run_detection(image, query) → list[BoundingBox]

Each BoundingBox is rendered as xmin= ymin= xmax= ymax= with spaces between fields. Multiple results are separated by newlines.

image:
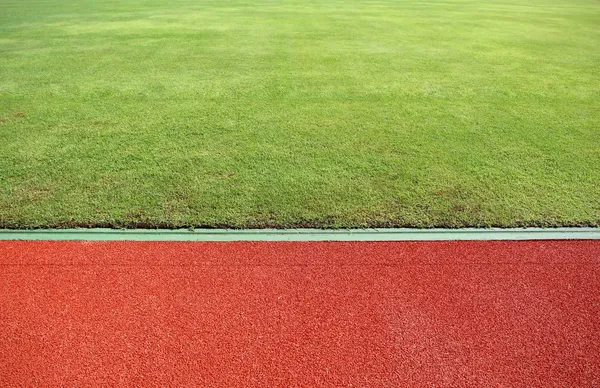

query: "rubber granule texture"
xmin=1 ymin=240 xmax=599 ymax=386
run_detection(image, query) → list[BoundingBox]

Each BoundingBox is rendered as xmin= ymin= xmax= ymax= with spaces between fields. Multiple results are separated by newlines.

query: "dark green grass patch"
xmin=1 ymin=0 xmax=599 ymax=228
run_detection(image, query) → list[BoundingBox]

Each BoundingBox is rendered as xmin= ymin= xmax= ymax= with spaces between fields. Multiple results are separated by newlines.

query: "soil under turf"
xmin=1 ymin=240 xmax=599 ymax=385
xmin=1 ymin=0 xmax=599 ymax=228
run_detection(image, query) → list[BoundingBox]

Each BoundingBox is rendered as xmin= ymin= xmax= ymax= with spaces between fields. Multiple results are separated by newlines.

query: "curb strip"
xmin=1 ymin=228 xmax=599 ymax=241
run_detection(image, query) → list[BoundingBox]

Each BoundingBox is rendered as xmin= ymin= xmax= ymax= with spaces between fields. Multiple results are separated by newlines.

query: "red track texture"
xmin=1 ymin=240 xmax=599 ymax=386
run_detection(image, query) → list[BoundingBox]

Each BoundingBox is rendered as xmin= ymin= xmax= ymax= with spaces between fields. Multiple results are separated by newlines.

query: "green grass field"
xmin=1 ymin=0 xmax=599 ymax=228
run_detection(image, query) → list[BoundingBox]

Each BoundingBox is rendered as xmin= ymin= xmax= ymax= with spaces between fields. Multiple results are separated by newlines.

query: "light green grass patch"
xmin=1 ymin=0 xmax=599 ymax=228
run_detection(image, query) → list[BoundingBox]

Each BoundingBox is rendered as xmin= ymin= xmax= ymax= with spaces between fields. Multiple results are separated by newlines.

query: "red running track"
xmin=1 ymin=240 xmax=599 ymax=386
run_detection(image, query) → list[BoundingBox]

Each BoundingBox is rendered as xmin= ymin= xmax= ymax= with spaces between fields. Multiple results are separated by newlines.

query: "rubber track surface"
xmin=1 ymin=240 xmax=599 ymax=386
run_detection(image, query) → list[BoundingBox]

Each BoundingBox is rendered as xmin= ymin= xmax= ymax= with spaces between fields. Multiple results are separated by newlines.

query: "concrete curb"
xmin=1 ymin=228 xmax=599 ymax=241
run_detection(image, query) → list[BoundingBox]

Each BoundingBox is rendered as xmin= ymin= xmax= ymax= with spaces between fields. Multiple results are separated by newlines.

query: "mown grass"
xmin=0 ymin=0 xmax=599 ymax=228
